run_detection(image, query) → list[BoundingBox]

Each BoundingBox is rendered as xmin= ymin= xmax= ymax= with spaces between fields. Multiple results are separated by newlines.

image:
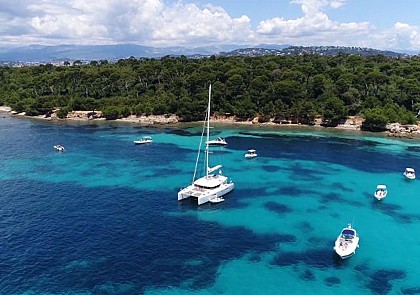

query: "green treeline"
xmin=1 ymin=54 xmax=420 ymax=131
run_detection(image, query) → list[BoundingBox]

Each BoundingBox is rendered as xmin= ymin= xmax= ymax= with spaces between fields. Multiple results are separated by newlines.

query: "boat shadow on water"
xmin=369 ymin=198 xmax=415 ymax=224
xmin=272 ymin=246 xmax=351 ymax=270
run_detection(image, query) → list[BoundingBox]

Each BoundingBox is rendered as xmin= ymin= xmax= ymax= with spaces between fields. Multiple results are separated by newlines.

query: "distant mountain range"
xmin=0 ymin=44 xmax=417 ymax=64
xmin=0 ymin=44 xmax=249 ymax=63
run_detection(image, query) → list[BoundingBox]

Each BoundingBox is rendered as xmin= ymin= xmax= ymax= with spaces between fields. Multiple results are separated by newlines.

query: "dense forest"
xmin=1 ymin=54 xmax=420 ymax=131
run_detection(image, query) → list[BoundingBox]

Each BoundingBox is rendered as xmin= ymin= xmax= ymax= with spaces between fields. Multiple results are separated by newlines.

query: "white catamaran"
xmin=177 ymin=85 xmax=234 ymax=205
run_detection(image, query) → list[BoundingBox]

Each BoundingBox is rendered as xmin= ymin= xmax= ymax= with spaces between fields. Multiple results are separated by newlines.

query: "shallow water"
xmin=1 ymin=114 xmax=419 ymax=295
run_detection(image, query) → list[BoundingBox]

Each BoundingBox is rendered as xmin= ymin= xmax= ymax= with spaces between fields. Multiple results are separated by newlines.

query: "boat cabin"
xmin=194 ymin=174 xmax=226 ymax=189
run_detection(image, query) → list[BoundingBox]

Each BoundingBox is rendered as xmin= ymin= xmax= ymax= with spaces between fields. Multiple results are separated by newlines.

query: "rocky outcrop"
xmin=337 ymin=116 xmax=364 ymax=130
xmin=116 ymin=114 xmax=179 ymax=125
xmin=66 ymin=111 xmax=104 ymax=121
xmin=386 ymin=123 xmax=418 ymax=138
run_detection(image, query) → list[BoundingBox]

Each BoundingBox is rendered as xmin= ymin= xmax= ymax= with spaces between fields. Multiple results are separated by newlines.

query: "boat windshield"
xmin=342 ymin=229 xmax=355 ymax=239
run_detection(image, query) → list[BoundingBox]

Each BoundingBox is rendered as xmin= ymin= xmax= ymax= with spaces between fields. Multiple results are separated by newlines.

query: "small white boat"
xmin=403 ymin=167 xmax=416 ymax=180
xmin=134 ymin=136 xmax=153 ymax=144
xmin=206 ymin=137 xmax=228 ymax=146
xmin=209 ymin=196 xmax=225 ymax=203
xmin=333 ymin=224 xmax=359 ymax=259
xmin=244 ymin=149 xmax=257 ymax=158
xmin=54 ymin=145 xmax=65 ymax=152
xmin=374 ymin=184 xmax=387 ymax=200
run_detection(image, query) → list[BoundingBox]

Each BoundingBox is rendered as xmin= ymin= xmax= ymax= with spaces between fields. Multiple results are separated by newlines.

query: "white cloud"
xmin=257 ymin=0 xmax=371 ymax=46
xmin=28 ymin=1 xmax=109 ymax=38
xmin=291 ymin=0 xmax=349 ymax=11
xmin=150 ymin=3 xmax=253 ymax=45
xmin=0 ymin=0 xmax=254 ymax=46
xmin=329 ymin=1 xmax=347 ymax=9
xmin=375 ymin=22 xmax=420 ymax=50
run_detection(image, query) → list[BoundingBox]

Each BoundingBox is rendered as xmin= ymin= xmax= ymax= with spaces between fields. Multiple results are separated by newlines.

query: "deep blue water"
xmin=1 ymin=114 xmax=420 ymax=295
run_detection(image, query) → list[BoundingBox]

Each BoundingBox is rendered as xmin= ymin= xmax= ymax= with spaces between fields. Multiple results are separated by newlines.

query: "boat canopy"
xmin=208 ymin=165 xmax=222 ymax=174
xmin=405 ymin=168 xmax=415 ymax=172
xmin=376 ymin=185 xmax=387 ymax=189
xmin=342 ymin=229 xmax=355 ymax=238
xmin=194 ymin=174 xmax=227 ymax=188
xmin=247 ymin=149 xmax=256 ymax=153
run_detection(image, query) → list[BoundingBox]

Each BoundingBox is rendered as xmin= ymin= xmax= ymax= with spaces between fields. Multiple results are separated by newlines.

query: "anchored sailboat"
xmin=177 ymin=84 xmax=234 ymax=205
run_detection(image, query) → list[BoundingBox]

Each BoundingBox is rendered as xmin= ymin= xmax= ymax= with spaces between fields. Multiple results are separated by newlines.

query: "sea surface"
xmin=1 ymin=114 xmax=420 ymax=295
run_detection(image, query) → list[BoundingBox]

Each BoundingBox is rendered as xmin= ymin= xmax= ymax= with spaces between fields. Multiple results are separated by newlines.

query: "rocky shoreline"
xmin=1 ymin=106 xmax=420 ymax=138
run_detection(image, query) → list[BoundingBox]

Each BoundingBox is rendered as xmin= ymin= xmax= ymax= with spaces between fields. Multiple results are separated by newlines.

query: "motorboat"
xmin=134 ymin=136 xmax=153 ymax=144
xmin=244 ymin=149 xmax=257 ymax=158
xmin=403 ymin=167 xmax=416 ymax=180
xmin=374 ymin=185 xmax=387 ymax=200
xmin=206 ymin=137 xmax=228 ymax=146
xmin=54 ymin=145 xmax=65 ymax=152
xmin=209 ymin=197 xmax=225 ymax=203
xmin=178 ymin=85 xmax=234 ymax=205
xmin=333 ymin=224 xmax=359 ymax=259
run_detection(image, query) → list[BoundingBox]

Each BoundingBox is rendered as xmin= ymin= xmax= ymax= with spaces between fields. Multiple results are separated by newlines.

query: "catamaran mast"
xmin=205 ymin=84 xmax=211 ymax=178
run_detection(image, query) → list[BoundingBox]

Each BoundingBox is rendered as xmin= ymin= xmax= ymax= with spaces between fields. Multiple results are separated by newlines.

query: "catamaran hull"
xmin=178 ymin=183 xmax=234 ymax=205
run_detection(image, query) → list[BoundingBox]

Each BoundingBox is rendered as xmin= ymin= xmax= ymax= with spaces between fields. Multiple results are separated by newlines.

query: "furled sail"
xmin=207 ymin=165 xmax=222 ymax=174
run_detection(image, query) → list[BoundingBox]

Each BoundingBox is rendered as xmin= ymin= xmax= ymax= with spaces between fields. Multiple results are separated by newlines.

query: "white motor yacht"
xmin=374 ymin=184 xmax=387 ymax=201
xmin=134 ymin=136 xmax=153 ymax=144
xmin=333 ymin=224 xmax=359 ymax=259
xmin=206 ymin=137 xmax=228 ymax=146
xmin=54 ymin=145 xmax=65 ymax=152
xmin=403 ymin=168 xmax=416 ymax=180
xmin=244 ymin=149 xmax=257 ymax=158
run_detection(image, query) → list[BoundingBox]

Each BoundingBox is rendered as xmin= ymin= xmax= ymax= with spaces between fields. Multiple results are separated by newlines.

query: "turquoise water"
xmin=1 ymin=114 xmax=420 ymax=294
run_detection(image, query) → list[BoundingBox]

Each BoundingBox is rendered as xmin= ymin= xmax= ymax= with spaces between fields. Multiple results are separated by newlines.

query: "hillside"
xmin=0 ymin=44 xmax=414 ymax=66
xmin=1 ymin=53 xmax=419 ymax=132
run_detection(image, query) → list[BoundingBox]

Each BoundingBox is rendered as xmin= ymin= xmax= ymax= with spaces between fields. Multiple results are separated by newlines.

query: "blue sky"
xmin=0 ymin=0 xmax=419 ymax=52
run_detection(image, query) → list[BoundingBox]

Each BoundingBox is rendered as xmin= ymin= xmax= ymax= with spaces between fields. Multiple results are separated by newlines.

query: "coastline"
xmin=1 ymin=106 xmax=420 ymax=139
